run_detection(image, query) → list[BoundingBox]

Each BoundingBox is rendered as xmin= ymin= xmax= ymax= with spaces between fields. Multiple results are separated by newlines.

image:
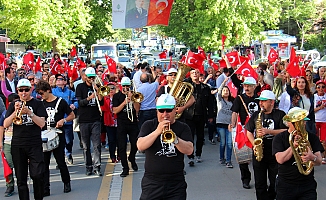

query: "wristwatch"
xmin=29 ymin=113 xmax=35 ymax=118
xmin=173 ymin=136 xmax=179 ymax=145
xmin=313 ymin=156 xmax=317 ymax=162
xmin=63 ymin=118 xmax=67 ymax=123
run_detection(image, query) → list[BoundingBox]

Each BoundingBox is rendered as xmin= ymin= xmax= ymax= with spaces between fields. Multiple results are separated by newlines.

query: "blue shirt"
xmin=137 ymin=82 xmax=159 ymax=110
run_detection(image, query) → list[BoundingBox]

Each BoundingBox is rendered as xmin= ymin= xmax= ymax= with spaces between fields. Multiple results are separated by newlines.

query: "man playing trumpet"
xmin=137 ymin=94 xmax=193 ymax=200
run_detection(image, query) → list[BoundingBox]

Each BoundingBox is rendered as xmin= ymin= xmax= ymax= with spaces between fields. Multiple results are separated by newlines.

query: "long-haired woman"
xmin=306 ymin=70 xmax=316 ymax=93
xmin=216 ymin=77 xmax=235 ymax=168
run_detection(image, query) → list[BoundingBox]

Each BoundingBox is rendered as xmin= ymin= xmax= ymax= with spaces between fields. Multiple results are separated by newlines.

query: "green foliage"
xmin=159 ymin=0 xmax=281 ymax=51
xmin=0 ymin=0 xmax=92 ymax=52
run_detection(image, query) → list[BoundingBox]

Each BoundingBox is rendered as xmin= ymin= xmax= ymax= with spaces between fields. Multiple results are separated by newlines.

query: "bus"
xmin=90 ymin=41 xmax=131 ymax=66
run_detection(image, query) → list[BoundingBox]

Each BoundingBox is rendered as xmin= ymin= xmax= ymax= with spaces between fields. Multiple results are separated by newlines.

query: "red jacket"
xmin=101 ymin=96 xmax=117 ymax=126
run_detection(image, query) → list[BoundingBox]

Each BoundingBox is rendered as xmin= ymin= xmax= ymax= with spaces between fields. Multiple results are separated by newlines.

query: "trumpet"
xmin=13 ymin=101 xmax=26 ymax=125
xmin=94 ymin=76 xmax=110 ymax=96
xmin=162 ymin=122 xmax=176 ymax=143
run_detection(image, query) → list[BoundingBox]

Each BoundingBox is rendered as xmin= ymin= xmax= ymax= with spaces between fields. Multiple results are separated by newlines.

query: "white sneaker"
xmin=196 ymin=156 xmax=202 ymax=163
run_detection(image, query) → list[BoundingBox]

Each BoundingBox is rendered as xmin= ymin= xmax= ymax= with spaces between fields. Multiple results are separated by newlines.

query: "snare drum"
xmin=231 ymin=128 xmax=253 ymax=164
xmin=41 ymin=128 xmax=61 ymax=152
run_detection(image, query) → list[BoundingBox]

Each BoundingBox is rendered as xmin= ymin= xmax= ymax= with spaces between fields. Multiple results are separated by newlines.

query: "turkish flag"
xmin=180 ymin=55 xmax=186 ymax=63
xmin=34 ymin=56 xmax=42 ymax=72
xmin=227 ymin=81 xmax=238 ymax=97
xmin=226 ymin=51 xmax=240 ymax=67
xmin=105 ymin=54 xmax=117 ymax=73
xmin=75 ymin=57 xmax=86 ymax=70
xmin=101 ymin=68 xmax=110 ymax=81
xmin=235 ymin=116 xmax=252 ymax=149
xmin=287 ymin=57 xmax=300 ymax=77
xmin=290 ymin=47 xmax=297 ymax=62
xmin=239 ymin=56 xmax=249 ymax=64
xmin=70 ymin=46 xmax=77 ymax=57
xmin=0 ymin=53 xmax=6 ymax=70
xmin=183 ymin=50 xmax=205 ymax=74
xmin=159 ymin=51 xmax=167 ymax=59
xmin=221 ymin=34 xmax=227 ymax=50
xmin=235 ymin=62 xmax=258 ymax=80
xmin=268 ymin=48 xmax=278 ymax=63
xmin=219 ymin=59 xmax=227 ymax=68
xmin=208 ymin=54 xmax=219 ymax=70
xmin=198 ymin=46 xmax=206 ymax=59
xmin=23 ymin=52 xmax=34 ymax=70
xmin=1 ymin=151 xmax=12 ymax=182
xmin=66 ymin=61 xmax=78 ymax=81
xmin=147 ymin=0 xmax=174 ymax=26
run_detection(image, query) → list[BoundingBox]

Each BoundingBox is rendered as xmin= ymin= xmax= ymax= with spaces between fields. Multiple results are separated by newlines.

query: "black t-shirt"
xmin=272 ymin=130 xmax=324 ymax=184
xmin=156 ymin=85 xmax=170 ymax=98
xmin=6 ymin=98 xmax=47 ymax=147
xmin=245 ymin=109 xmax=287 ymax=156
xmin=76 ymin=82 xmax=103 ymax=123
xmin=138 ymin=118 xmax=193 ymax=178
xmin=231 ymin=94 xmax=260 ymax=125
xmin=43 ymin=97 xmax=72 ymax=130
xmin=112 ymin=91 xmax=137 ymax=125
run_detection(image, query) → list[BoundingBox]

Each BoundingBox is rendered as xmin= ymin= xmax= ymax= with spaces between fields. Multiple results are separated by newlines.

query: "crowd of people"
xmin=0 ymin=50 xmax=325 ymax=200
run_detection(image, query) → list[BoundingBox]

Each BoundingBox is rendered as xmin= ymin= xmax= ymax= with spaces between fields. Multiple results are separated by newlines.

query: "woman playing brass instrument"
xmin=273 ymin=107 xmax=324 ymax=200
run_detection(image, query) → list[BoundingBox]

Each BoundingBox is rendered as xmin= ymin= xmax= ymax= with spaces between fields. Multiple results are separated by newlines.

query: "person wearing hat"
xmin=4 ymin=78 xmax=47 ymax=200
xmin=314 ymin=80 xmax=326 ymax=164
xmin=230 ymin=76 xmax=259 ymax=189
xmin=75 ymin=67 xmax=104 ymax=176
xmin=245 ymin=90 xmax=288 ymax=200
xmin=272 ymin=107 xmax=324 ymax=200
xmin=112 ymin=76 xmax=140 ymax=177
xmin=137 ymin=94 xmax=193 ymax=200
xmin=156 ymin=68 xmax=195 ymax=122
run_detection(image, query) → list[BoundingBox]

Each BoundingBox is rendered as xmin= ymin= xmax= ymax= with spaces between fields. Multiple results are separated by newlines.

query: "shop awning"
xmin=0 ymin=36 xmax=10 ymax=43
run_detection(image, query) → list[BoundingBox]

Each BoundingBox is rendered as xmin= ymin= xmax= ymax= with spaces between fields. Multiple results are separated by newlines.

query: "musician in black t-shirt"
xmin=137 ymin=94 xmax=193 ymax=200
xmin=273 ymin=107 xmax=324 ymax=200
xmin=4 ymin=79 xmax=47 ymax=200
xmin=112 ymin=77 xmax=140 ymax=177
xmin=36 ymin=80 xmax=75 ymax=196
xmin=245 ymin=90 xmax=287 ymax=200
xmin=76 ymin=67 xmax=104 ymax=176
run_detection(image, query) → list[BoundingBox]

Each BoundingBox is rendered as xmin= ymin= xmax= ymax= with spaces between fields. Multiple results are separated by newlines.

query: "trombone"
xmin=131 ymin=80 xmax=144 ymax=103
xmin=123 ymin=87 xmax=134 ymax=122
xmin=94 ymin=75 xmax=110 ymax=96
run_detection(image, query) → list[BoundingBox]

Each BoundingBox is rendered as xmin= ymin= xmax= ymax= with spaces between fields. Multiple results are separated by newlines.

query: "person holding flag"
xmin=230 ymin=76 xmax=260 ymax=189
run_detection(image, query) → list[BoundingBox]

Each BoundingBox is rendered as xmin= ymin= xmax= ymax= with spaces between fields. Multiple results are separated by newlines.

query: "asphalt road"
xmin=1 ymin=131 xmax=326 ymax=200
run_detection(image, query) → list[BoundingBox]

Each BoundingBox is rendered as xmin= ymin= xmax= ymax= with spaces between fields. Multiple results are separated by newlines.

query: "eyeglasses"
xmin=317 ymin=85 xmax=326 ymax=89
xmin=19 ymin=72 xmax=26 ymax=75
xmin=38 ymin=91 xmax=44 ymax=95
xmin=122 ymin=85 xmax=130 ymax=87
xmin=56 ymin=78 xmax=64 ymax=81
xmin=158 ymin=109 xmax=173 ymax=113
xmin=88 ymin=76 xmax=95 ymax=79
xmin=28 ymin=78 xmax=34 ymax=81
xmin=18 ymin=88 xmax=31 ymax=93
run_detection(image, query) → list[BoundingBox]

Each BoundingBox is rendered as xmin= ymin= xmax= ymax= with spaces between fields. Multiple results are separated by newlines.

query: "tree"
xmin=0 ymin=0 xmax=92 ymax=53
xmin=158 ymin=0 xmax=281 ymax=51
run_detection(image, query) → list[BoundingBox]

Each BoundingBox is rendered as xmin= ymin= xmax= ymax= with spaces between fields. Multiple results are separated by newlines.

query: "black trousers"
xmin=11 ymin=145 xmax=45 ymax=200
xmin=253 ymin=154 xmax=277 ymax=200
xmin=186 ymin=115 xmax=205 ymax=158
xmin=276 ymin=178 xmax=317 ymax=200
xmin=239 ymin=163 xmax=251 ymax=184
xmin=140 ymin=176 xmax=187 ymax=200
xmin=117 ymin=123 xmax=138 ymax=171
xmin=43 ymin=133 xmax=70 ymax=192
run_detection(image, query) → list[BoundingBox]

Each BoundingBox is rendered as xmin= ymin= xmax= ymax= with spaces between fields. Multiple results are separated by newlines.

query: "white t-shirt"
xmin=300 ymin=94 xmax=311 ymax=113
xmin=314 ymin=93 xmax=326 ymax=122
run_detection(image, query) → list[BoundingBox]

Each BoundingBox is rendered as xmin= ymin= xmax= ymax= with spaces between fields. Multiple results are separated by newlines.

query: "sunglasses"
xmin=56 ymin=78 xmax=64 ymax=81
xmin=88 ymin=76 xmax=95 ymax=79
xmin=306 ymin=74 xmax=312 ymax=77
xmin=158 ymin=109 xmax=173 ymax=113
xmin=28 ymin=78 xmax=34 ymax=81
xmin=18 ymin=88 xmax=31 ymax=93
xmin=38 ymin=91 xmax=44 ymax=95
xmin=168 ymin=74 xmax=177 ymax=77
xmin=122 ymin=85 xmax=130 ymax=87
xmin=19 ymin=72 xmax=26 ymax=75
xmin=109 ymin=86 xmax=116 ymax=90
xmin=317 ymin=85 xmax=326 ymax=89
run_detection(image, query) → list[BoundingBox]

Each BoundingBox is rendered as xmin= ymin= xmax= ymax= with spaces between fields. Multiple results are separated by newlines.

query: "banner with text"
xmin=112 ymin=0 xmax=174 ymax=29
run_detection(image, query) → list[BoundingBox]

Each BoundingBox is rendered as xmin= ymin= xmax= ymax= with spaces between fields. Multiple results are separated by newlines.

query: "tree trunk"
xmin=301 ymin=30 xmax=304 ymax=50
xmin=52 ymin=38 xmax=58 ymax=53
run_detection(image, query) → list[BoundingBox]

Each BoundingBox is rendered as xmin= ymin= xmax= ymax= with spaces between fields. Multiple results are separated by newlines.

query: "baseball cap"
xmin=85 ymin=67 xmax=96 ymax=77
xmin=17 ymin=78 xmax=32 ymax=88
xmin=256 ymin=90 xmax=275 ymax=101
xmin=166 ymin=68 xmax=178 ymax=75
xmin=121 ymin=77 xmax=131 ymax=86
xmin=156 ymin=94 xmax=176 ymax=109
xmin=316 ymin=80 xmax=326 ymax=86
xmin=242 ymin=77 xmax=257 ymax=85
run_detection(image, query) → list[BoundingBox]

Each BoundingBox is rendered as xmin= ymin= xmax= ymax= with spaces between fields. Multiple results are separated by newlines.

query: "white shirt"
xmin=215 ymin=73 xmax=227 ymax=89
xmin=314 ymin=93 xmax=326 ymax=122
xmin=133 ymin=70 xmax=142 ymax=90
xmin=6 ymin=77 xmax=16 ymax=93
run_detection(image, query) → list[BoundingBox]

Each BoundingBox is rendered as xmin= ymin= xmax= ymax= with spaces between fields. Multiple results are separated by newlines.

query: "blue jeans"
xmin=63 ymin=124 xmax=74 ymax=159
xmin=217 ymin=127 xmax=232 ymax=162
xmin=105 ymin=126 xmax=118 ymax=160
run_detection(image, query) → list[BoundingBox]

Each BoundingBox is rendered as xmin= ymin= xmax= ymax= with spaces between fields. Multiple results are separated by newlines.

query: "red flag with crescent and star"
xmin=235 ymin=62 xmax=258 ymax=80
xmin=225 ymin=51 xmax=240 ymax=67
xmin=0 ymin=53 xmax=7 ymax=70
xmin=219 ymin=59 xmax=227 ymax=68
xmin=207 ymin=54 xmax=219 ymax=71
xmin=1 ymin=151 xmax=12 ymax=182
xmin=227 ymin=81 xmax=238 ymax=98
xmin=147 ymin=0 xmax=174 ymax=26
xmin=182 ymin=50 xmax=205 ymax=74
xmin=159 ymin=51 xmax=167 ymax=59
xmin=74 ymin=58 xmax=86 ymax=70
xmin=105 ymin=54 xmax=117 ymax=73
xmin=235 ymin=116 xmax=252 ymax=149
xmin=267 ymin=48 xmax=278 ymax=63
xmin=23 ymin=52 xmax=34 ymax=71
xmin=197 ymin=46 xmax=207 ymax=59
xmin=34 ymin=56 xmax=42 ymax=72
xmin=70 ymin=46 xmax=77 ymax=57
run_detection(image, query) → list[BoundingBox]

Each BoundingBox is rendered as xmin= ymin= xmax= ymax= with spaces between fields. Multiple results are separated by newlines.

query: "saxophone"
xmin=283 ymin=108 xmax=314 ymax=175
xmin=254 ymin=110 xmax=264 ymax=162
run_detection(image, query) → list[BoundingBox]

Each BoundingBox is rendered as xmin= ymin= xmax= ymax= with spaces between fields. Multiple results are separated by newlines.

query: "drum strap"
xmin=238 ymin=95 xmax=250 ymax=118
xmin=46 ymin=98 xmax=62 ymax=128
